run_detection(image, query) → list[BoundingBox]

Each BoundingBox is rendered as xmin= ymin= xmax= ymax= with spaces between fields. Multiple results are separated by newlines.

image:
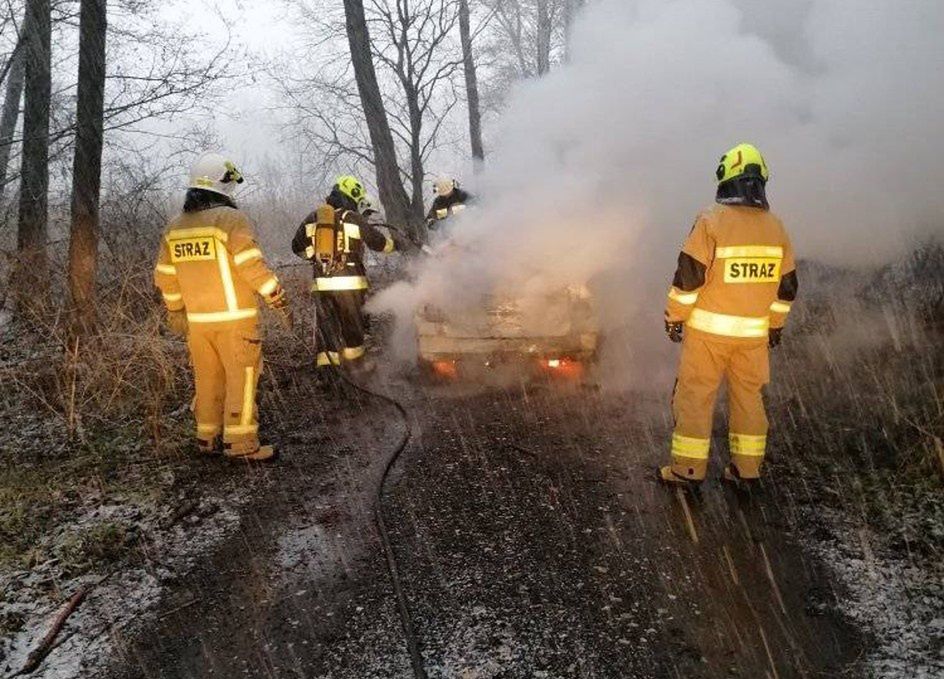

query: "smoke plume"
xmin=371 ymin=0 xmax=944 ymax=382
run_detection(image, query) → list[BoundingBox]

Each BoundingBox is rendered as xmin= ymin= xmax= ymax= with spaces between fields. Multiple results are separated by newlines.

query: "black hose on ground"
xmin=268 ymin=350 xmax=427 ymax=678
xmin=334 ymin=369 xmax=428 ymax=679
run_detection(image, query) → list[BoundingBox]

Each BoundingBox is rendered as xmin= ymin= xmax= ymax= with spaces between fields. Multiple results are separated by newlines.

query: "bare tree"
xmin=0 ymin=36 xmax=25 ymax=197
xmin=12 ymin=0 xmax=50 ymax=315
xmin=68 ymin=0 xmax=106 ymax=333
xmin=535 ymin=0 xmax=551 ymax=75
xmin=276 ymin=1 xmax=467 ymax=239
xmin=367 ymin=0 xmax=463 ymax=232
xmin=0 ymin=4 xmax=231 ymax=199
xmin=342 ymin=0 xmax=413 ymax=230
xmin=458 ymin=0 xmax=484 ymax=163
xmin=562 ymin=0 xmax=585 ymax=61
xmin=479 ymin=0 xmax=568 ymax=100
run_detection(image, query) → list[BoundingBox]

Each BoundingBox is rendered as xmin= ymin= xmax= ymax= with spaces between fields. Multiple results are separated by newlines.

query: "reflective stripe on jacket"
xmin=154 ymin=206 xmax=280 ymax=324
xmin=664 ymin=204 xmax=798 ymax=340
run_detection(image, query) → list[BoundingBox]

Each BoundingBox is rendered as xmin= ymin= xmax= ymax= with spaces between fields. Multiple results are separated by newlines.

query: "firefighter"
xmin=426 ymin=177 xmax=473 ymax=230
xmin=659 ymin=143 xmax=798 ymax=485
xmin=154 ymin=153 xmax=289 ymax=462
xmin=291 ymin=176 xmax=403 ymax=374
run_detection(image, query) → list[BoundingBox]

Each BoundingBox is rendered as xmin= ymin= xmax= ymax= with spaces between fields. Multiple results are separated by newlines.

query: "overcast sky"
xmin=161 ymin=0 xmax=293 ymax=162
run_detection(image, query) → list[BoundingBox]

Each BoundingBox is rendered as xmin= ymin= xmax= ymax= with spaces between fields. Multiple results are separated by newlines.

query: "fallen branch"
xmin=14 ymin=569 xmax=116 ymax=677
xmin=17 ymin=585 xmax=90 ymax=675
xmin=157 ymin=598 xmax=200 ymax=621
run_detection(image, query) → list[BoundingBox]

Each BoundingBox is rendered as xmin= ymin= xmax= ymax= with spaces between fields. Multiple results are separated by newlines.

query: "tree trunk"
xmin=536 ymin=0 xmax=552 ymax=76
xmin=405 ymin=81 xmax=427 ymax=242
xmin=13 ymin=0 xmax=51 ymax=318
xmin=342 ymin=0 xmax=412 ymax=231
xmin=68 ymin=0 xmax=107 ymax=333
xmin=0 ymin=39 xmax=26 ymax=198
xmin=459 ymin=0 xmax=485 ymax=164
xmin=563 ymin=0 xmax=583 ymax=62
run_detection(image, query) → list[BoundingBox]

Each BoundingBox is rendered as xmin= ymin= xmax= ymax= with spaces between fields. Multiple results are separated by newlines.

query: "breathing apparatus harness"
xmin=307 ymin=203 xmax=352 ymax=277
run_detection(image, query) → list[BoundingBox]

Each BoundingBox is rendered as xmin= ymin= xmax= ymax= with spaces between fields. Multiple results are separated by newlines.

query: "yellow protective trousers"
xmin=186 ymin=319 xmax=263 ymax=457
xmin=670 ymin=333 xmax=770 ymax=480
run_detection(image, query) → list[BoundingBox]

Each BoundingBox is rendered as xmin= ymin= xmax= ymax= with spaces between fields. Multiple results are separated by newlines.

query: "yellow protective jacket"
xmin=665 ymin=204 xmax=798 ymax=341
xmin=154 ymin=206 xmax=280 ymax=324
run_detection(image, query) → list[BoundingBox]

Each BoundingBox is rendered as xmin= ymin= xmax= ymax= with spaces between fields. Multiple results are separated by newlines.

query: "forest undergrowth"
xmin=0 ymin=247 xmax=311 ymax=585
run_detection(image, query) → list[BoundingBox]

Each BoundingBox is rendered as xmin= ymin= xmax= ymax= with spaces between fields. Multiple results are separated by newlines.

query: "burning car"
xmin=415 ymin=282 xmax=599 ymax=381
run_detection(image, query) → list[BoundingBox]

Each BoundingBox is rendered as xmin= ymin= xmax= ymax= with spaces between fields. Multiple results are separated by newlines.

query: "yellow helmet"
xmin=334 ymin=175 xmax=369 ymax=206
xmin=716 ymin=143 xmax=769 ymax=185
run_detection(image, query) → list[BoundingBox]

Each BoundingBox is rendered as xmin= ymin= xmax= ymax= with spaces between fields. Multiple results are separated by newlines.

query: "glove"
xmin=665 ymin=320 xmax=684 ymax=344
xmin=768 ymin=327 xmax=783 ymax=348
xmin=266 ymin=285 xmax=294 ymax=330
xmin=166 ymin=309 xmax=188 ymax=337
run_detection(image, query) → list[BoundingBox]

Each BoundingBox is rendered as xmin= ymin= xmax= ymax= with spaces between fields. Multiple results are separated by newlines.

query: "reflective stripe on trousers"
xmin=729 ymin=433 xmax=766 ymax=456
xmin=343 ymin=345 xmax=366 ymax=360
xmin=671 ymin=433 xmax=710 ymax=458
xmin=316 ymin=351 xmax=341 ymax=367
xmin=312 ymin=275 xmax=369 ymax=292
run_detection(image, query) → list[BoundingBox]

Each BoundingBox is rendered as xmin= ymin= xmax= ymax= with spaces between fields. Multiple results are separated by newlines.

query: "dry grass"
xmin=0 ymin=236 xmax=315 ymax=571
xmin=0 ymin=251 xmax=189 ymax=569
xmin=768 ymin=248 xmax=944 ymax=559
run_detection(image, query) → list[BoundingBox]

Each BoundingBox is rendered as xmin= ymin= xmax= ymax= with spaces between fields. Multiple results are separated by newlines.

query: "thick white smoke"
xmin=371 ymin=0 xmax=944 ymax=380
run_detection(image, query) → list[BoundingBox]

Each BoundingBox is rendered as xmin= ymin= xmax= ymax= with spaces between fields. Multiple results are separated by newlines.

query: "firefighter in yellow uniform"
xmin=659 ymin=143 xmax=798 ymax=485
xmin=154 ymin=153 xmax=290 ymax=462
xmin=291 ymin=176 xmax=402 ymax=374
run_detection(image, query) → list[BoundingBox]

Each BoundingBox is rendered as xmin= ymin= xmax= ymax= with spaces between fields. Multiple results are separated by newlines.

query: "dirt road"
xmin=106 ymin=369 xmax=862 ymax=678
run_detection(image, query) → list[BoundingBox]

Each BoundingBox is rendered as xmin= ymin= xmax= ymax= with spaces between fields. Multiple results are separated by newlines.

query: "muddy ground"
xmin=96 ymin=363 xmax=864 ymax=679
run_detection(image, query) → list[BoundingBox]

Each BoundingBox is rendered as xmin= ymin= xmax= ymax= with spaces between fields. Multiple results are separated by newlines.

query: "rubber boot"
xmin=658 ymin=465 xmax=701 ymax=487
xmin=196 ymin=437 xmax=221 ymax=456
xmin=226 ymin=445 xmax=278 ymax=464
xmin=722 ymin=463 xmax=759 ymax=485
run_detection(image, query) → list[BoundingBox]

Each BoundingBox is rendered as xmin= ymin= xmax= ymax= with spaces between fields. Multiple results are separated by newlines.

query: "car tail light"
xmin=542 ymin=358 xmax=584 ymax=379
xmin=431 ymin=360 xmax=459 ymax=379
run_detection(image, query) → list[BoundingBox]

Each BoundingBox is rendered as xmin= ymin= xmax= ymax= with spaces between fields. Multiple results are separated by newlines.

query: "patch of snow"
xmin=0 ymin=493 xmax=249 ymax=678
xmin=803 ymin=507 xmax=944 ymax=678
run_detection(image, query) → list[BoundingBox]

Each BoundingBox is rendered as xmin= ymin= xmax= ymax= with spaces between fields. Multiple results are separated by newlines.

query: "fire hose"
xmin=276 ymin=318 xmax=429 ymax=678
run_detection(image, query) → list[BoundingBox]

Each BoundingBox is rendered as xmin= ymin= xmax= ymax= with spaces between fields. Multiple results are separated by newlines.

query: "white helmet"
xmin=434 ymin=177 xmax=457 ymax=197
xmin=189 ymin=152 xmax=244 ymax=197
